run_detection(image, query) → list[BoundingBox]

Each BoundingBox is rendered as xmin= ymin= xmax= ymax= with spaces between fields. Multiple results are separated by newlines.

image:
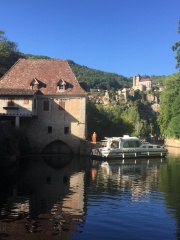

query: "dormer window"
xmin=30 ymin=78 xmax=39 ymax=90
xmin=57 ymin=79 xmax=66 ymax=92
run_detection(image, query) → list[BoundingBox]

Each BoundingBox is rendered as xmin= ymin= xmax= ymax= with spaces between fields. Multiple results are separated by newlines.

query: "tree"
xmin=158 ymin=73 xmax=180 ymax=137
xmin=0 ymin=30 xmax=23 ymax=77
xmin=166 ymin=115 xmax=180 ymax=138
xmin=86 ymin=101 xmax=134 ymax=140
xmin=172 ymin=20 xmax=180 ymax=70
xmin=122 ymin=106 xmax=141 ymax=136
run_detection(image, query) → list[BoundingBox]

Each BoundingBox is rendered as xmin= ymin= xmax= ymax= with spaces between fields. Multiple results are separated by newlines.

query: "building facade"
xmin=0 ymin=59 xmax=87 ymax=155
xmin=133 ymin=74 xmax=152 ymax=91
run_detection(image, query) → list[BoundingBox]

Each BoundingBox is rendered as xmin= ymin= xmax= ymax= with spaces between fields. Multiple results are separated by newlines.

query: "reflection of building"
xmin=133 ymin=74 xmax=152 ymax=91
xmin=0 ymin=59 xmax=87 ymax=154
xmin=62 ymin=172 xmax=85 ymax=215
xmin=0 ymin=156 xmax=85 ymax=239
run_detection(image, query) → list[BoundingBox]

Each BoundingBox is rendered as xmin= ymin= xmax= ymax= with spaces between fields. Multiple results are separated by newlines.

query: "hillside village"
xmin=88 ymin=74 xmax=161 ymax=116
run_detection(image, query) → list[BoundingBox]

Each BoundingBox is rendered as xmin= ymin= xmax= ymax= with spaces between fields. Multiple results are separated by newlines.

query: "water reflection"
xmin=42 ymin=154 xmax=73 ymax=169
xmin=0 ymin=155 xmax=89 ymax=239
xmin=167 ymin=146 xmax=180 ymax=157
xmin=0 ymin=155 xmax=180 ymax=239
xmin=90 ymin=158 xmax=167 ymax=203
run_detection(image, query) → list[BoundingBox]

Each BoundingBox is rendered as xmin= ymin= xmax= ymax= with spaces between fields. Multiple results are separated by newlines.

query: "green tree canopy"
xmin=172 ymin=20 xmax=180 ymax=70
xmin=166 ymin=115 xmax=180 ymax=138
xmin=0 ymin=30 xmax=23 ymax=77
xmin=158 ymin=72 xmax=180 ymax=137
xmin=86 ymin=101 xmax=134 ymax=140
xmin=68 ymin=60 xmax=132 ymax=91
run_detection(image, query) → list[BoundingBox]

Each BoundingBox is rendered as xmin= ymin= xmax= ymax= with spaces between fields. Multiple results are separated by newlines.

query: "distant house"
xmin=117 ymin=88 xmax=134 ymax=101
xmin=90 ymin=88 xmax=100 ymax=92
xmin=0 ymin=59 xmax=87 ymax=154
xmin=133 ymin=74 xmax=152 ymax=91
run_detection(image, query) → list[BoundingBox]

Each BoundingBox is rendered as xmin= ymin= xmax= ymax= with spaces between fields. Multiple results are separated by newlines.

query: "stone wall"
xmin=21 ymin=96 xmax=87 ymax=155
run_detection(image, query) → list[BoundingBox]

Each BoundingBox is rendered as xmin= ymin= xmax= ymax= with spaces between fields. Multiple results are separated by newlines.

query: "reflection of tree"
xmin=159 ymin=156 xmax=180 ymax=239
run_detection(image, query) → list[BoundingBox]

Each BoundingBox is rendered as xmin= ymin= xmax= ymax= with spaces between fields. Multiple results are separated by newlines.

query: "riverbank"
xmin=165 ymin=138 xmax=180 ymax=148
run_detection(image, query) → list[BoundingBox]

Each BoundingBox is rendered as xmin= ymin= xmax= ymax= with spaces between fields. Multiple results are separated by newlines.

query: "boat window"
xmin=111 ymin=141 xmax=119 ymax=148
xmin=123 ymin=140 xmax=141 ymax=148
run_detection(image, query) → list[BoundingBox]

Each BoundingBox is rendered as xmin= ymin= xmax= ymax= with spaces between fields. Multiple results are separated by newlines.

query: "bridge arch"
xmin=42 ymin=140 xmax=73 ymax=155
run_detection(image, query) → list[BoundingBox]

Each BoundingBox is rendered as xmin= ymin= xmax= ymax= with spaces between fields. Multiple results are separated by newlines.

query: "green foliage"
xmin=150 ymin=75 xmax=167 ymax=86
xmin=158 ymin=72 xmax=180 ymax=138
xmin=0 ymin=31 xmax=23 ymax=77
xmin=122 ymin=97 xmax=159 ymax=137
xmin=86 ymin=101 xmax=134 ymax=140
xmin=165 ymin=115 xmax=180 ymax=138
xmin=122 ymin=106 xmax=141 ymax=136
xmin=172 ymin=20 xmax=180 ymax=70
xmin=68 ymin=60 xmax=132 ymax=92
xmin=25 ymin=54 xmax=51 ymax=59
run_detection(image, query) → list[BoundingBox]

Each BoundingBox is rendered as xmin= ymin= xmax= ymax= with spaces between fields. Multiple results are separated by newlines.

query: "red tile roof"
xmin=0 ymin=88 xmax=38 ymax=96
xmin=0 ymin=59 xmax=86 ymax=95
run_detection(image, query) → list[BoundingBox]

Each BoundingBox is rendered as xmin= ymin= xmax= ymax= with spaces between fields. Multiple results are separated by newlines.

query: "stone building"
xmin=0 ymin=59 xmax=87 ymax=155
xmin=103 ymin=90 xmax=110 ymax=105
xmin=117 ymin=88 xmax=134 ymax=101
xmin=133 ymin=74 xmax=152 ymax=91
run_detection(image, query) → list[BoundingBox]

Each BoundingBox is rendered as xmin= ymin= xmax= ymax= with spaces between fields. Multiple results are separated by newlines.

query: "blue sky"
xmin=1 ymin=0 xmax=180 ymax=77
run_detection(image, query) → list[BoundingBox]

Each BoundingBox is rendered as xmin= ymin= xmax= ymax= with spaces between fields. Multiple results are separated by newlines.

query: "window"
xmin=59 ymin=101 xmax=65 ymax=110
xmin=30 ymin=78 xmax=39 ymax=90
xmin=64 ymin=127 xmax=69 ymax=134
xmin=24 ymin=98 xmax=29 ymax=104
xmin=48 ymin=126 xmax=52 ymax=133
xmin=123 ymin=140 xmax=141 ymax=148
xmin=111 ymin=141 xmax=119 ymax=148
xmin=8 ymin=98 xmax=14 ymax=106
xmin=43 ymin=100 xmax=49 ymax=111
xmin=57 ymin=79 xmax=66 ymax=92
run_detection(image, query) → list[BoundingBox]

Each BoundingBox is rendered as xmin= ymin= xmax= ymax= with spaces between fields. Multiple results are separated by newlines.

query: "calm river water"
xmin=0 ymin=147 xmax=180 ymax=240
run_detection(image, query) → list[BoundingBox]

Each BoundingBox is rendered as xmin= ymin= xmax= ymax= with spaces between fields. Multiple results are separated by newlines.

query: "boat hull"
xmin=91 ymin=148 xmax=168 ymax=159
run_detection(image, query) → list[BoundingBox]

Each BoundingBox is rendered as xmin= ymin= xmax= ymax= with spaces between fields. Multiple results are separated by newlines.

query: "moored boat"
xmin=90 ymin=135 xmax=168 ymax=159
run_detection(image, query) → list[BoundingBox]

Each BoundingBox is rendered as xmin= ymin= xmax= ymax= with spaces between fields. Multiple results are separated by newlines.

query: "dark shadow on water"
xmin=42 ymin=154 xmax=73 ymax=169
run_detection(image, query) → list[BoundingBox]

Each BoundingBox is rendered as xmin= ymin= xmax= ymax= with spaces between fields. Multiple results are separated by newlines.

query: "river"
xmin=0 ymin=147 xmax=180 ymax=240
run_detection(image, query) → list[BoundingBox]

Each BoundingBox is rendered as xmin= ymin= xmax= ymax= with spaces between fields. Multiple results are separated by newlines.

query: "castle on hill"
xmin=133 ymin=74 xmax=152 ymax=91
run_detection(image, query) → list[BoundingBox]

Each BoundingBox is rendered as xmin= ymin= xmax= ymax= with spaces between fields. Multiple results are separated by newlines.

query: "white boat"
xmin=91 ymin=135 xmax=168 ymax=159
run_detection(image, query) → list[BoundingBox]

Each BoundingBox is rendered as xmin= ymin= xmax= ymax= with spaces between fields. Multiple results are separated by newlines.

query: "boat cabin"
xmin=105 ymin=135 xmax=143 ymax=149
